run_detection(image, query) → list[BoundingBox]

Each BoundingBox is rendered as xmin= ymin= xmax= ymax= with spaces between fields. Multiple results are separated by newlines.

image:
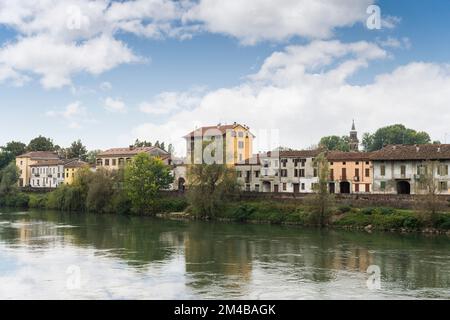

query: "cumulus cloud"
xmin=104 ymin=97 xmax=127 ymax=113
xmin=139 ymin=87 xmax=205 ymax=115
xmin=46 ymin=101 xmax=90 ymax=129
xmin=183 ymin=0 xmax=375 ymax=44
xmin=131 ymin=40 xmax=450 ymax=156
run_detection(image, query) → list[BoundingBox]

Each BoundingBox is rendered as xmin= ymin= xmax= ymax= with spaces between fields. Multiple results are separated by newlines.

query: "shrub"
xmin=28 ymin=194 xmax=47 ymax=209
xmin=435 ymin=215 xmax=450 ymax=230
xmin=337 ymin=205 xmax=352 ymax=213
xmin=377 ymin=207 xmax=395 ymax=215
xmin=403 ymin=216 xmax=421 ymax=229
xmin=361 ymin=207 xmax=375 ymax=215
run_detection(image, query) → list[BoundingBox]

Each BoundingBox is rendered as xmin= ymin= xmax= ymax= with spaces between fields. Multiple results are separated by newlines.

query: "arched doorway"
xmin=178 ymin=177 xmax=186 ymax=192
xmin=397 ymin=181 xmax=411 ymax=195
xmin=340 ymin=181 xmax=351 ymax=194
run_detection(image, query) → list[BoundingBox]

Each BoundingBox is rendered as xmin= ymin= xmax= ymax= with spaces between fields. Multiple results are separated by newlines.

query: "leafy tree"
xmin=124 ymin=153 xmax=173 ymax=214
xmin=319 ymin=135 xmax=350 ymax=152
xmin=2 ymin=141 xmax=26 ymax=156
xmin=134 ymin=139 xmax=152 ymax=147
xmin=86 ymin=150 xmax=102 ymax=165
xmin=85 ymin=169 xmax=115 ymax=213
xmin=0 ymin=152 xmax=14 ymax=171
xmin=167 ymin=143 xmax=175 ymax=155
xmin=66 ymin=140 xmax=87 ymax=160
xmin=307 ymin=153 xmax=334 ymax=227
xmin=160 ymin=142 xmax=165 ymax=151
xmin=362 ymin=124 xmax=431 ymax=151
xmin=187 ymin=164 xmax=241 ymax=218
xmin=27 ymin=135 xmax=55 ymax=151
xmin=0 ymin=162 xmax=19 ymax=195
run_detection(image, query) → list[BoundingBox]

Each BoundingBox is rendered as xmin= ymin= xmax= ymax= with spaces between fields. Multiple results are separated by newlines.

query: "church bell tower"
xmin=349 ymin=120 xmax=359 ymax=152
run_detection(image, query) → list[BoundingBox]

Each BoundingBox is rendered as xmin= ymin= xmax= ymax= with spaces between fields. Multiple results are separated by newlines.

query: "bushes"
xmin=0 ymin=192 xmax=29 ymax=208
xmin=337 ymin=205 xmax=352 ymax=214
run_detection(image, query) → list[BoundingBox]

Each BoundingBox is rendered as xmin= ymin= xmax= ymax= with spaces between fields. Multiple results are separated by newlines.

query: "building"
xmin=96 ymin=146 xmax=171 ymax=170
xmin=327 ymin=151 xmax=373 ymax=194
xmin=64 ymin=160 xmax=89 ymax=185
xmin=279 ymin=150 xmax=321 ymax=193
xmin=16 ymin=151 xmax=60 ymax=187
xmin=371 ymin=144 xmax=450 ymax=195
xmin=235 ymin=155 xmax=262 ymax=192
xmin=30 ymin=159 xmax=68 ymax=188
xmin=184 ymin=122 xmax=255 ymax=165
xmin=349 ymin=120 xmax=359 ymax=152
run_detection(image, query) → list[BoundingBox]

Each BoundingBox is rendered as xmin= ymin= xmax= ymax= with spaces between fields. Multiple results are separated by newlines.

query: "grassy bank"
xmin=2 ymin=191 xmax=450 ymax=233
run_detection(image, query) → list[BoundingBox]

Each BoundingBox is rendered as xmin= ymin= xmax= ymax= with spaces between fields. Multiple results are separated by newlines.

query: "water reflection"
xmin=0 ymin=210 xmax=449 ymax=299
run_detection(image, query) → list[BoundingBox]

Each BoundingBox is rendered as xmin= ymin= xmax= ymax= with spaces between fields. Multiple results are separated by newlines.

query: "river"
xmin=0 ymin=209 xmax=449 ymax=300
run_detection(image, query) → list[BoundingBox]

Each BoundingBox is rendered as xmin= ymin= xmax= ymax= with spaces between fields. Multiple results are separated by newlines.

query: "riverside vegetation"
xmin=1 ymin=153 xmax=450 ymax=233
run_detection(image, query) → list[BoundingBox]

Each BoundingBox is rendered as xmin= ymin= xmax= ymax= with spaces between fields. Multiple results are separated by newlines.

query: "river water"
xmin=0 ymin=209 xmax=449 ymax=300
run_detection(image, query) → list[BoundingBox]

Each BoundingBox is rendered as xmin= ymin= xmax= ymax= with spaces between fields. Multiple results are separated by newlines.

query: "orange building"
xmin=327 ymin=151 xmax=373 ymax=194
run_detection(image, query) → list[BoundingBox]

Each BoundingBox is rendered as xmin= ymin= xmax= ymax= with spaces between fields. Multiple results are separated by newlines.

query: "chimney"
xmin=129 ymin=145 xmax=134 ymax=150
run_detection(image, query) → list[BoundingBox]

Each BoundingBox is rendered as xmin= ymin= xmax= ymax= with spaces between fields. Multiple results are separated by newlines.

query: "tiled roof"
xmin=97 ymin=146 xmax=168 ymax=157
xmin=65 ymin=160 xmax=89 ymax=168
xmin=30 ymin=159 xmax=66 ymax=167
xmin=184 ymin=123 xmax=254 ymax=138
xmin=17 ymin=151 xmax=59 ymax=160
xmin=370 ymin=144 xmax=450 ymax=161
xmin=326 ymin=151 xmax=373 ymax=161
xmin=279 ymin=149 xmax=323 ymax=158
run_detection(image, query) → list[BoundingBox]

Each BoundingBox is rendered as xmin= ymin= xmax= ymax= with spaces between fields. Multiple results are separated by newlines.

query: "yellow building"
xmin=16 ymin=151 xmax=60 ymax=187
xmin=184 ymin=122 xmax=255 ymax=165
xmin=64 ymin=160 xmax=89 ymax=185
xmin=327 ymin=151 xmax=373 ymax=194
xmin=96 ymin=146 xmax=171 ymax=170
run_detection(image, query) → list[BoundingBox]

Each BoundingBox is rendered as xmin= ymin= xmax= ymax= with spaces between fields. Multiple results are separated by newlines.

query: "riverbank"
xmin=1 ymin=191 xmax=450 ymax=235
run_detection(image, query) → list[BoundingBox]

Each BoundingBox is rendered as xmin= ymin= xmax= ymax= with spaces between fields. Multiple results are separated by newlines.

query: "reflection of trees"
xmin=1 ymin=210 xmax=449 ymax=291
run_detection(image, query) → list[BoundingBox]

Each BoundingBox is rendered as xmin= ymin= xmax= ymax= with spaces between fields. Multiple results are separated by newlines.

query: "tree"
xmin=167 ymin=144 xmax=175 ymax=155
xmin=319 ymin=135 xmax=350 ymax=152
xmin=27 ymin=135 xmax=55 ymax=151
xmin=0 ymin=152 xmax=14 ymax=171
xmin=134 ymin=139 xmax=152 ymax=147
xmin=362 ymin=124 xmax=431 ymax=151
xmin=307 ymin=153 xmax=334 ymax=227
xmin=124 ymin=153 xmax=173 ymax=214
xmin=66 ymin=140 xmax=87 ymax=160
xmin=187 ymin=164 xmax=241 ymax=218
xmin=86 ymin=150 xmax=102 ymax=165
xmin=0 ymin=162 xmax=19 ymax=196
xmin=415 ymin=161 xmax=445 ymax=225
xmin=2 ymin=141 xmax=26 ymax=157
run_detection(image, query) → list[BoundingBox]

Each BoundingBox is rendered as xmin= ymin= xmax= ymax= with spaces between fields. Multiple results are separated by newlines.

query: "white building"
xmin=279 ymin=150 xmax=321 ymax=193
xmin=371 ymin=144 xmax=450 ymax=195
xmin=30 ymin=159 xmax=73 ymax=188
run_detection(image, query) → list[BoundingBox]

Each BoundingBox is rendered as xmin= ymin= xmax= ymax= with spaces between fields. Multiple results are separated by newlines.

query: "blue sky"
xmin=0 ymin=0 xmax=450 ymax=154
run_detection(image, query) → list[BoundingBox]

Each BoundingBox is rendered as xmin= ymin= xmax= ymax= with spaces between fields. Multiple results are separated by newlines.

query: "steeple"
xmin=349 ymin=120 xmax=359 ymax=151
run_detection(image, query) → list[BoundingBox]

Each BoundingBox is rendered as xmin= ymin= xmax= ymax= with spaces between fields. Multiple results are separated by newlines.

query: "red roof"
xmin=184 ymin=123 xmax=254 ymax=138
xmin=97 ymin=146 xmax=168 ymax=157
xmin=370 ymin=144 xmax=450 ymax=161
xmin=326 ymin=151 xmax=373 ymax=161
xmin=17 ymin=151 xmax=59 ymax=160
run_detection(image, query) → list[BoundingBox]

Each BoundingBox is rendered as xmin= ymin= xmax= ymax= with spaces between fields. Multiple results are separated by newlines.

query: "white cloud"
xmin=0 ymin=34 xmax=140 ymax=89
xmin=104 ymin=97 xmax=127 ymax=113
xmin=139 ymin=87 xmax=205 ymax=115
xmin=131 ymin=40 xmax=450 ymax=156
xmin=46 ymin=101 xmax=89 ymax=129
xmin=183 ymin=0 xmax=375 ymax=45
xmin=100 ymin=81 xmax=112 ymax=91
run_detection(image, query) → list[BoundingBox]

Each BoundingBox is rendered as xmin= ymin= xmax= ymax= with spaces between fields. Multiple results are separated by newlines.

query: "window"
xmin=246 ymin=184 xmax=251 ymax=192
xmin=301 ymin=160 xmax=306 ymax=167
xmin=355 ymin=168 xmax=360 ymax=178
xmin=365 ymin=184 xmax=370 ymax=193
xmin=281 ymin=169 xmax=288 ymax=177
xmin=255 ymin=184 xmax=260 ymax=192
xmin=343 ymin=162 xmax=346 ymax=165
xmin=400 ymin=165 xmax=406 ymax=175
xmin=238 ymin=132 xmax=244 ymax=138
xmin=439 ymin=181 xmax=448 ymax=191
xmin=356 ymin=162 xmax=359 ymax=165
xmin=20 ymin=161 xmax=23 ymax=166
xmin=438 ymin=165 xmax=449 ymax=176
xmin=355 ymin=184 xmax=360 ymax=192
xmin=366 ymin=161 xmax=370 ymax=165
xmin=294 ymin=169 xmax=298 ymax=177
xmin=238 ymin=141 xmax=244 ymax=149
xmin=283 ymin=183 xmax=287 ymax=191
xmin=380 ymin=165 xmax=386 ymax=176
xmin=66 ymin=173 xmax=69 ymax=178
xmin=330 ymin=162 xmax=334 ymax=165
xmin=255 ymin=171 xmax=260 ymax=178
xmin=301 ymin=183 xmax=305 ymax=190
xmin=112 ymin=159 xmax=117 ymax=166
xmin=281 ymin=159 xmax=287 ymax=167
xmin=313 ymin=168 xmax=318 ymax=177
xmin=380 ymin=181 xmax=386 ymax=191
xmin=105 ymin=159 xmax=110 ymax=166
xmin=299 ymin=169 xmax=305 ymax=177
xmin=365 ymin=168 xmax=370 ymax=178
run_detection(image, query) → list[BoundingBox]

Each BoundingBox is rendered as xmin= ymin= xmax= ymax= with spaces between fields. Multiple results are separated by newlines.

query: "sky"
xmin=0 ymin=0 xmax=450 ymax=156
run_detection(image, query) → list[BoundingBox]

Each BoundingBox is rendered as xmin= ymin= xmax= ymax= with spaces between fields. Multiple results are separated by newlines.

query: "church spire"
xmin=349 ymin=120 xmax=359 ymax=151
xmin=351 ymin=119 xmax=356 ymax=131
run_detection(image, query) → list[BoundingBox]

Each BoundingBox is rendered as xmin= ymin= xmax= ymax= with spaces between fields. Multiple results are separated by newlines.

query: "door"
xmin=293 ymin=183 xmax=300 ymax=193
xmin=274 ymin=185 xmax=279 ymax=193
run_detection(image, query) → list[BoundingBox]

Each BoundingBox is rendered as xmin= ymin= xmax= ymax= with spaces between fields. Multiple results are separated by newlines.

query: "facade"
xmin=96 ymin=146 xmax=171 ymax=170
xmin=16 ymin=151 xmax=60 ymax=187
xmin=30 ymin=159 xmax=67 ymax=188
xmin=184 ymin=122 xmax=255 ymax=165
xmin=235 ymin=155 xmax=262 ymax=192
xmin=371 ymin=145 xmax=450 ymax=195
xmin=279 ymin=150 xmax=321 ymax=193
xmin=64 ymin=160 xmax=89 ymax=185
xmin=327 ymin=151 xmax=373 ymax=194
